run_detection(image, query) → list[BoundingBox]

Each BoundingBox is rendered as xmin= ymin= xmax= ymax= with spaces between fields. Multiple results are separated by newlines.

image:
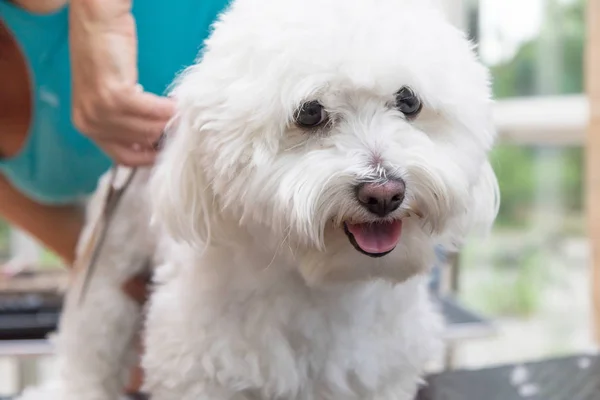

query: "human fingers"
xmin=97 ymin=116 xmax=169 ymax=147
xmin=119 ymin=90 xmax=176 ymax=121
xmin=102 ymin=142 xmax=157 ymax=167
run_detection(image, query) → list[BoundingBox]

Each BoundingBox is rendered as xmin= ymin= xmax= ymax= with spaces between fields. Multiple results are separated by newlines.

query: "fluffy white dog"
xmin=19 ymin=0 xmax=499 ymax=399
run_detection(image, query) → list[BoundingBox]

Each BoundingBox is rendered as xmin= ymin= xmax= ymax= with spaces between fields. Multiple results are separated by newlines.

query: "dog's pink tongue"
xmin=346 ymin=221 xmax=403 ymax=254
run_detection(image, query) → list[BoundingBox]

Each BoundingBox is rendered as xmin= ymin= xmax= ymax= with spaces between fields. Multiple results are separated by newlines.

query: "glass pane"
xmin=448 ymin=0 xmax=592 ymax=369
xmin=458 ymin=144 xmax=592 ymax=366
xmin=468 ymin=0 xmax=585 ymax=98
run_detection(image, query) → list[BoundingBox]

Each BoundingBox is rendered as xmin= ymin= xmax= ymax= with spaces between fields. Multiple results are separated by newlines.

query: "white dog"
xmin=19 ymin=0 xmax=499 ymax=399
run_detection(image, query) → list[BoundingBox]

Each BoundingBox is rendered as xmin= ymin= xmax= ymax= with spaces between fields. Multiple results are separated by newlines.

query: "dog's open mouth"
xmin=343 ymin=220 xmax=403 ymax=258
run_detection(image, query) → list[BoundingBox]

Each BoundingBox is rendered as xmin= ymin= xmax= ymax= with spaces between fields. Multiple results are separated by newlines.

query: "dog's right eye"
xmin=395 ymin=86 xmax=422 ymax=119
xmin=295 ymin=101 xmax=328 ymax=128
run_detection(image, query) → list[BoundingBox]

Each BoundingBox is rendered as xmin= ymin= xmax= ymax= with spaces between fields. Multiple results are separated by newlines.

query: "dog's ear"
xmin=149 ymin=112 xmax=218 ymax=248
xmin=467 ymin=159 xmax=500 ymax=235
xmin=438 ymin=158 xmax=499 ymax=252
xmin=445 ymin=81 xmax=499 ymax=248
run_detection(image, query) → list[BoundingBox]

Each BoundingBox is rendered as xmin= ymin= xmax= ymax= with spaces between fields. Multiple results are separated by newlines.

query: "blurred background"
xmin=0 ymin=0 xmax=596 ymax=394
xmin=444 ymin=0 xmax=593 ymax=368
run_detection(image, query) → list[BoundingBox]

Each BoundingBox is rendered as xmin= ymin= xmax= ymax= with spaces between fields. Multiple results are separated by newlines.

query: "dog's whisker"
xmin=264 ymin=225 xmax=292 ymax=271
xmin=282 ymin=141 xmax=308 ymax=153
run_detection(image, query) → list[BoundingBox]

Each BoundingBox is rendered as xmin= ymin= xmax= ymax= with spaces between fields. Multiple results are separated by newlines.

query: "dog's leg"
xmin=57 ymin=169 xmax=155 ymax=400
xmin=142 ymin=265 xmax=255 ymax=400
xmin=19 ymin=169 xmax=155 ymax=400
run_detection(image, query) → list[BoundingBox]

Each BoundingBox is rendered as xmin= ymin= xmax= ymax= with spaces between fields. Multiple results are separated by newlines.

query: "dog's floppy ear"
xmin=149 ymin=112 xmax=217 ymax=248
xmin=467 ymin=159 xmax=500 ymax=235
xmin=447 ymin=85 xmax=500 ymax=248
xmin=438 ymin=158 xmax=499 ymax=252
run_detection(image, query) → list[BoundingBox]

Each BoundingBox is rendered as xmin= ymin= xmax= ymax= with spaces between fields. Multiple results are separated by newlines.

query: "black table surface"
xmin=416 ymin=353 xmax=600 ymax=400
xmin=4 ymin=354 xmax=599 ymax=400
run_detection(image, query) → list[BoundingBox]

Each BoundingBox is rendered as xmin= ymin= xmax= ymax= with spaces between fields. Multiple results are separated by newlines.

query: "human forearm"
xmin=0 ymin=174 xmax=84 ymax=266
xmin=68 ymin=0 xmax=174 ymax=166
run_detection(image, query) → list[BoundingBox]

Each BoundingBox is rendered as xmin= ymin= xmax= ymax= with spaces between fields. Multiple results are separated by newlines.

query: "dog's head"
xmin=151 ymin=0 xmax=499 ymax=285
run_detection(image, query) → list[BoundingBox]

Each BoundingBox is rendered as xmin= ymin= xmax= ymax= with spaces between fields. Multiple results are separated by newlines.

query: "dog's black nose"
xmin=356 ymin=179 xmax=406 ymax=217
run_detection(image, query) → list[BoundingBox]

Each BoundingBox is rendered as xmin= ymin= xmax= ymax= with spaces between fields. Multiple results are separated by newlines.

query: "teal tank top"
xmin=0 ymin=0 xmax=230 ymax=205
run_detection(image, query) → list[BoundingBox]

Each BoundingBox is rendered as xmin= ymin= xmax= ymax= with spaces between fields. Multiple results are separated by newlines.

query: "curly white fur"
xmin=17 ymin=0 xmax=499 ymax=399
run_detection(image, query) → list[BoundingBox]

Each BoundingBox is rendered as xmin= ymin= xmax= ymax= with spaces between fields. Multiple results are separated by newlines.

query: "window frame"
xmin=443 ymin=0 xmax=588 ymax=147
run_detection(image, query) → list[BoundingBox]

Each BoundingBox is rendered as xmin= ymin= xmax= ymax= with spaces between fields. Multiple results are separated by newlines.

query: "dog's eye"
xmin=295 ymin=101 xmax=328 ymax=128
xmin=395 ymin=86 xmax=422 ymax=118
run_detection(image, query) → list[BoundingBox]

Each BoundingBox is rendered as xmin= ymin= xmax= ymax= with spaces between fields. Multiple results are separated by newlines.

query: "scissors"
xmin=77 ymin=167 xmax=138 ymax=305
xmin=77 ymin=131 xmax=168 ymax=305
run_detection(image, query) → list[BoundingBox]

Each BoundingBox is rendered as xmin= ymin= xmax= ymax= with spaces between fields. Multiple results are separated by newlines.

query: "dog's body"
xmin=144 ymin=224 xmax=441 ymax=400
xmin=19 ymin=0 xmax=499 ymax=399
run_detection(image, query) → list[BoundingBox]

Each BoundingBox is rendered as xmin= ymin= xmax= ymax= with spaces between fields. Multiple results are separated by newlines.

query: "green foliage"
xmin=461 ymin=239 xmax=552 ymax=318
xmin=478 ymin=252 xmax=547 ymax=317
xmin=40 ymin=249 xmax=63 ymax=269
xmin=483 ymin=0 xmax=585 ymax=228
xmin=459 ymin=0 xmax=587 ymax=320
xmin=490 ymin=145 xmax=584 ymax=228
xmin=0 ymin=219 xmax=9 ymax=260
xmin=490 ymin=146 xmax=535 ymax=227
xmin=560 ymin=147 xmax=585 ymax=212
xmin=490 ymin=0 xmax=584 ymax=98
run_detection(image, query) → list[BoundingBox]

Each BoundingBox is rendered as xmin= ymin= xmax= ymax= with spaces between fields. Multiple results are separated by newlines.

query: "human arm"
xmin=0 ymin=174 xmax=83 ymax=266
xmin=68 ymin=0 xmax=175 ymax=166
xmin=4 ymin=0 xmax=173 ymax=167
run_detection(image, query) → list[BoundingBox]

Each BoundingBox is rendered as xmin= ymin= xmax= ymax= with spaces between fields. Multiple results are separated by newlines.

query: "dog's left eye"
xmin=295 ymin=101 xmax=328 ymax=128
xmin=395 ymin=86 xmax=422 ymax=118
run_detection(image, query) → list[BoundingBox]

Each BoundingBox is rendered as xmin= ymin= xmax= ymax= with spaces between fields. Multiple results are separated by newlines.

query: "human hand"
xmin=69 ymin=0 xmax=175 ymax=166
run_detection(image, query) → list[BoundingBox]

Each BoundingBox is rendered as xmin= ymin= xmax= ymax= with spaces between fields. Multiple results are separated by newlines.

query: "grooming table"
xmin=8 ymin=273 xmax=590 ymax=400
xmin=0 ymin=271 xmax=66 ymax=394
xmin=4 ymin=355 xmax=599 ymax=399
xmin=0 ymin=270 xmax=68 ymax=294
xmin=436 ymin=295 xmax=496 ymax=342
xmin=433 ymin=295 xmax=497 ymax=370
xmin=416 ymin=353 xmax=600 ymax=400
